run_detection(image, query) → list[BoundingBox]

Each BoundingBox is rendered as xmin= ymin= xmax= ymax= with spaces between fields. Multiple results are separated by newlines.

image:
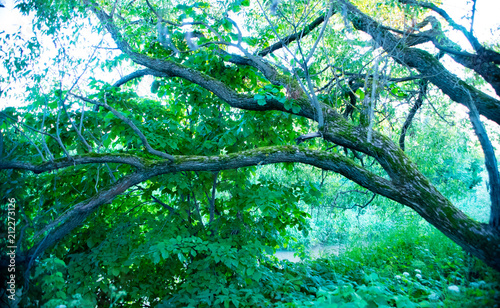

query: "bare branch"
xmin=295 ymin=131 xmax=322 ymax=144
xmin=0 ymin=154 xmax=146 ymax=173
xmin=72 ymin=94 xmax=175 ymax=162
xmin=258 ymin=14 xmax=327 ymax=57
xmin=399 ymin=80 xmax=427 ymax=151
xmin=470 ymin=0 xmax=477 ymax=34
xmin=1 ymin=114 xmax=46 ymax=160
xmin=29 ymin=171 xmax=148 ymax=262
xmin=339 ymin=0 xmax=500 ymax=124
xmin=465 ymin=94 xmax=500 ymax=230
xmin=113 ymin=68 xmax=170 ymax=87
xmin=398 ymin=0 xmax=483 ymax=52
xmin=327 ymin=190 xmax=376 ymax=210
xmin=256 ymin=0 xmax=327 ymax=128
xmin=304 ymin=1 xmax=334 ymax=65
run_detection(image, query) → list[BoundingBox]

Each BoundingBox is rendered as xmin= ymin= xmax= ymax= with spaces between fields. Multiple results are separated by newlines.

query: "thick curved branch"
xmin=150 ymin=146 xmax=396 ymax=199
xmin=0 ymin=154 xmax=147 ymax=173
xmin=85 ymin=0 xmax=310 ymax=117
xmin=26 ymin=146 xmax=395 ymax=253
xmin=76 ymin=0 xmax=500 ymax=271
xmin=21 ymin=145 xmax=393 ymax=266
xmin=90 ymin=0 xmax=318 ymax=124
xmin=465 ymin=97 xmax=500 ymax=230
xmin=84 ymin=0 xmax=496 ymax=204
xmin=21 ymin=144 xmax=500 ymax=271
xmin=392 ymin=4 xmax=500 ymax=95
xmin=28 ymin=171 xmax=149 ymax=262
xmin=82 ymin=0 xmax=454 ymax=187
xmin=340 ymin=0 xmax=500 ymax=125
xmin=101 ymin=3 xmax=496 ymax=161
xmin=398 ymin=0 xmax=483 ymax=52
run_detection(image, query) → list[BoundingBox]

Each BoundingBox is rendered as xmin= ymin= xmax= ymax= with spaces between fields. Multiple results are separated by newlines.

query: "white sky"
xmin=441 ymin=0 xmax=500 ymax=43
xmin=0 ymin=0 xmax=25 ymax=34
xmin=1 ymin=0 xmax=498 ymax=38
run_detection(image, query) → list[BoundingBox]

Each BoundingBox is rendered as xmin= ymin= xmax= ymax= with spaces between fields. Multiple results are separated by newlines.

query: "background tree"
xmin=1 ymin=0 xmax=499 ymax=306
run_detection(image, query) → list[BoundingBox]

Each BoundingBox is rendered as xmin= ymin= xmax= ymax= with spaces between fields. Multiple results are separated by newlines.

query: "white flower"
xmin=415 ymin=269 xmax=421 ymax=274
xmin=448 ymin=285 xmax=460 ymax=293
xmin=395 ymin=275 xmax=402 ymax=280
xmin=428 ymin=292 xmax=439 ymax=301
xmin=416 ymin=274 xmax=422 ymax=279
xmin=403 ymin=272 xmax=410 ymax=277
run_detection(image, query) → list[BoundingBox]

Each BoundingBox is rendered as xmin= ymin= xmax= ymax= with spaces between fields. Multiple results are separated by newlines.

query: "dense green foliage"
xmin=1 ymin=0 xmax=500 ymax=307
xmin=25 ymin=208 xmax=500 ymax=307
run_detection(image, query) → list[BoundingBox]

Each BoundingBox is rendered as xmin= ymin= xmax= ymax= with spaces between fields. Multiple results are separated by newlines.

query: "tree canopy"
xmin=1 ymin=0 xmax=500 ymax=306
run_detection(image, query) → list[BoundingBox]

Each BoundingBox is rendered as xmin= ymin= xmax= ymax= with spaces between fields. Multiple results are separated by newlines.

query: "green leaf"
xmin=254 ymin=94 xmax=265 ymax=100
xmin=151 ymin=80 xmax=160 ymax=93
xmin=153 ymin=252 xmax=161 ymax=264
xmin=246 ymin=267 xmax=254 ymax=276
xmin=356 ymin=88 xmax=365 ymax=100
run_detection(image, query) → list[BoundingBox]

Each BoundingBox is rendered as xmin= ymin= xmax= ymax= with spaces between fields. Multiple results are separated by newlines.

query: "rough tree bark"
xmin=1 ymin=0 xmax=500 ymax=274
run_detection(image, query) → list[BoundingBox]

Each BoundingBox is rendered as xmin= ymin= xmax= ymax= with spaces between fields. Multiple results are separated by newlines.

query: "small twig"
xmin=72 ymin=94 xmax=175 ymax=162
xmin=110 ymin=0 xmax=119 ymax=18
xmin=151 ymin=195 xmax=176 ymax=213
xmin=257 ymin=15 xmax=327 ymax=57
xmin=427 ymin=96 xmax=454 ymax=126
xmin=295 ymin=132 xmax=322 ymax=144
xmin=54 ymin=100 xmax=71 ymax=159
xmin=327 ymin=190 xmax=376 ymax=210
xmin=304 ymin=1 xmax=334 ymax=66
xmin=470 ymin=0 xmax=477 ymax=34
xmin=399 ymin=80 xmax=427 ymax=151
xmin=1 ymin=112 xmax=48 ymax=160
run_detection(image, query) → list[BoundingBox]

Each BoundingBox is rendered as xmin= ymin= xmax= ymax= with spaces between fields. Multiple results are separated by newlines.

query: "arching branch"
xmin=339 ymin=0 xmax=500 ymax=124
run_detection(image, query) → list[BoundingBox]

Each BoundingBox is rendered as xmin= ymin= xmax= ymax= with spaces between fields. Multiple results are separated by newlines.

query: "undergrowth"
xmin=269 ymin=221 xmax=500 ymax=307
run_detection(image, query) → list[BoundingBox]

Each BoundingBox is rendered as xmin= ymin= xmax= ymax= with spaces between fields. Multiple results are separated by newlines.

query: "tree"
xmin=1 ymin=0 xmax=500 ymax=305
